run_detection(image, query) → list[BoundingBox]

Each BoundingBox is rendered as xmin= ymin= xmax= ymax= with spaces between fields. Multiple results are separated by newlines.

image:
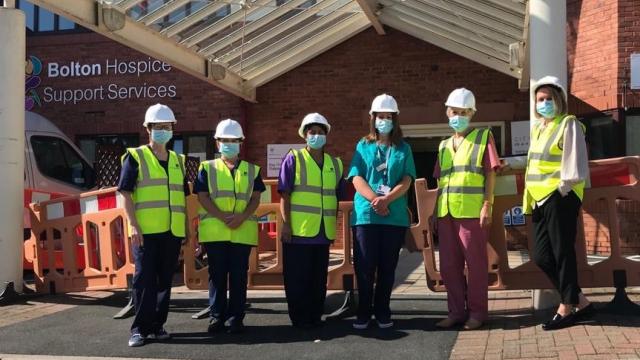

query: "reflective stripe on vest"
xmin=436 ymin=128 xmax=489 ymax=219
xmin=290 ymin=148 xmax=342 ymax=240
xmin=524 ymin=115 xmax=586 ymax=204
xmin=125 ymin=146 xmax=186 ymax=237
xmin=197 ymin=159 xmax=260 ymax=245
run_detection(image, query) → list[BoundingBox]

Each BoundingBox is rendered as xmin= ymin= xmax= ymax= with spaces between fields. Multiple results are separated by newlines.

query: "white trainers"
xmin=128 ymin=333 xmax=145 ymax=347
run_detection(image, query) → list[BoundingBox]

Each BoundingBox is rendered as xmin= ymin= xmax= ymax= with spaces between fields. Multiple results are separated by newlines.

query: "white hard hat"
xmin=298 ymin=113 xmax=331 ymax=139
xmin=143 ymin=103 xmax=176 ymax=127
xmin=370 ymin=94 xmax=399 ymax=115
xmin=215 ymin=119 xmax=244 ymax=139
xmin=533 ymin=75 xmax=568 ymax=101
xmin=445 ymin=88 xmax=476 ymax=111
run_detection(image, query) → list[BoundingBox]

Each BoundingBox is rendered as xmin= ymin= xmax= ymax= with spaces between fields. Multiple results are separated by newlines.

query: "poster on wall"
xmin=267 ymin=144 xmax=305 ymax=178
xmin=632 ymin=54 xmax=640 ymax=90
xmin=510 ymin=121 xmax=530 ymax=155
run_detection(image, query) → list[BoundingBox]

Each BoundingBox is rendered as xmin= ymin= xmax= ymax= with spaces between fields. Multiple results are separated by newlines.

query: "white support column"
xmin=529 ymin=0 xmax=567 ymax=124
xmin=529 ymin=0 xmax=566 ymax=310
xmin=0 ymin=7 xmax=25 ymax=293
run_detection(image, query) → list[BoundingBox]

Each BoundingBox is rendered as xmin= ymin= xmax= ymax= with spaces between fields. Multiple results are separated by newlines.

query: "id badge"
xmin=376 ymin=184 xmax=391 ymax=196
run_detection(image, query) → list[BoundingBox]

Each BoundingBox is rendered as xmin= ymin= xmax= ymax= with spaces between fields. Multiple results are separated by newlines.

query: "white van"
xmin=23 ymin=111 xmax=97 ymax=269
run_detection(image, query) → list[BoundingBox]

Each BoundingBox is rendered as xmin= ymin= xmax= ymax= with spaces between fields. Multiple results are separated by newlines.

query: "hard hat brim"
xmin=298 ymin=122 xmax=331 ymax=139
xmin=369 ymin=108 xmax=400 ymax=115
xmin=142 ymin=119 xmax=177 ymax=127
xmin=444 ymin=102 xmax=476 ymax=112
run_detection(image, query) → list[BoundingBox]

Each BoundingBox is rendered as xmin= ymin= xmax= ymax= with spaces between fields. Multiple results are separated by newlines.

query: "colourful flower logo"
xmin=25 ymin=55 xmax=42 ymax=110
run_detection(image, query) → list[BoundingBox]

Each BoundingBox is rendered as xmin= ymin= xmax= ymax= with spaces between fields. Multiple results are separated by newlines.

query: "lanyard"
xmin=377 ymin=145 xmax=391 ymax=185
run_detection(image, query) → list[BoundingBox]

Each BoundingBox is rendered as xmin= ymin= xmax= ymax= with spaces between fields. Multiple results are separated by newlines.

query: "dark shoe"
xmin=352 ymin=318 xmax=370 ymax=330
xmin=542 ymin=312 xmax=576 ymax=331
xmin=575 ymin=303 xmax=596 ymax=320
xmin=375 ymin=317 xmax=394 ymax=329
xmin=207 ymin=317 xmax=225 ymax=333
xmin=146 ymin=327 xmax=171 ymax=340
xmin=226 ymin=318 xmax=245 ymax=334
xmin=310 ymin=319 xmax=325 ymax=328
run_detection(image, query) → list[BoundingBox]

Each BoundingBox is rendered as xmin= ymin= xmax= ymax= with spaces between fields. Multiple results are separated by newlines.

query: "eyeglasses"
xmin=217 ymin=138 xmax=242 ymax=144
xmin=150 ymin=124 xmax=173 ymax=131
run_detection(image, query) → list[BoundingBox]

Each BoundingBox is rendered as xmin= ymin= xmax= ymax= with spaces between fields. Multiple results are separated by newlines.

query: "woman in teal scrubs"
xmin=348 ymin=94 xmax=416 ymax=329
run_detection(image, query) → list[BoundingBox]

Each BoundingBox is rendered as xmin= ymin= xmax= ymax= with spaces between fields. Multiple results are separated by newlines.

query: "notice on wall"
xmin=632 ymin=53 xmax=640 ymax=90
xmin=510 ymin=121 xmax=530 ymax=155
xmin=267 ymin=144 xmax=305 ymax=178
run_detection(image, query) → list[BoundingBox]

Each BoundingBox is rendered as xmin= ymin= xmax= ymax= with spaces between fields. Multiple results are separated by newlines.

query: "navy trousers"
xmin=204 ymin=242 xmax=252 ymax=321
xmin=130 ymin=232 xmax=182 ymax=335
xmin=353 ymin=225 xmax=405 ymax=322
xmin=283 ymin=243 xmax=330 ymax=326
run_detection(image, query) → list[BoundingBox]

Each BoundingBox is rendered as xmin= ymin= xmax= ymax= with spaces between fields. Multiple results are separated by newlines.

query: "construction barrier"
xmin=421 ymin=156 xmax=640 ymax=292
xmin=183 ymin=179 xmax=432 ymax=291
xmin=28 ymin=187 xmax=133 ymax=293
xmin=27 ymin=156 xmax=640 ymax=297
xmin=23 ymin=188 xmax=68 ymax=270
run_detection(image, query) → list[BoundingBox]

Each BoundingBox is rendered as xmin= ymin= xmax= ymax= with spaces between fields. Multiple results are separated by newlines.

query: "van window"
xmin=31 ymin=136 xmax=96 ymax=190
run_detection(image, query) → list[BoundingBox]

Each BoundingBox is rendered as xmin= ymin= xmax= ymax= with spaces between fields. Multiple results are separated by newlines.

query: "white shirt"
xmin=536 ymin=118 xmax=589 ymax=206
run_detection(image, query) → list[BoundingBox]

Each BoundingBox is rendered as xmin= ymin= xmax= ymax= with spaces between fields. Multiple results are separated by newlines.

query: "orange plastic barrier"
xmin=23 ymin=188 xmax=69 ymax=270
xmin=184 ymin=178 xmax=433 ymax=291
xmin=28 ymin=187 xmax=133 ymax=293
xmin=421 ymin=156 xmax=640 ymax=292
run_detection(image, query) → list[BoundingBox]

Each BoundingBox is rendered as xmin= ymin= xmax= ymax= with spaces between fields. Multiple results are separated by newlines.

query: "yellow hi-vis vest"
xmin=523 ymin=115 xmax=586 ymax=214
xmin=197 ymin=159 xmax=260 ymax=246
xmin=124 ymin=146 xmax=186 ymax=237
xmin=290 ymin=148 xmax=343 ymax=240
xmin=436 ymin=128 xmax=490 ymax=219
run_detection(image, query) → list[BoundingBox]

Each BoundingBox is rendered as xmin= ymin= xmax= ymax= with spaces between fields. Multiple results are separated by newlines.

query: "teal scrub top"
xmin=347 ymin=139 xmax=416 ymax=227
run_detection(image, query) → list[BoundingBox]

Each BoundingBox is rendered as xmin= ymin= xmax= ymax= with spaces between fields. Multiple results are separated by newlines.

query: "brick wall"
xmin=244 ymin=27 xmax=530 ymax=171
xmin=618 ymin=0 xmax=640 ymax=109
xmin=567 ymin=0 xmax=620 ymax=113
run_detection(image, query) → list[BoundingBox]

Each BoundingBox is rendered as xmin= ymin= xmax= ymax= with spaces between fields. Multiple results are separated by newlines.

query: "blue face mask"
xmin=536 ymin=100 xmax=556 ymax=118
xmin=219 ymin=142 xmax=240 ymax=158
xmin=448 ymin=115 xmax=470 ymax=132
xmin=151 ymin=129 xmax=172 ymax=145
xmin=375 ymin=118 xmax=394 ymax=134
xmin=306 ymin=134 xmax=326 ymax=150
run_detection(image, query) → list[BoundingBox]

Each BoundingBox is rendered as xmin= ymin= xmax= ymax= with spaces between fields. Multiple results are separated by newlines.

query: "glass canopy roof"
xmin=29 ymin=0 xmax=528 ymax=101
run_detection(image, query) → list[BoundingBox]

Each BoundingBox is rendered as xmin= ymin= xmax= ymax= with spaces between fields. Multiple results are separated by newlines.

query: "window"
xmin=31 ymin=136 xmax=96 ymax=190
xmin=16 ymin=0 xmax=84 ymax=33
xmin=584 ymin=116 xmax=625 ymax=160
xmin=78 ymin=134 xmax=140 ymax=164
xmin=626 ymin=115 xmax=640 ymax=156
xmin=169 ymin=133 xmax=214 ymax=161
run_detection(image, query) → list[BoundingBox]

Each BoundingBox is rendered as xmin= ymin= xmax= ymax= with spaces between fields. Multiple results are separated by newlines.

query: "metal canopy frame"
xmin=31 ymin=0 xmax=529 ymax=100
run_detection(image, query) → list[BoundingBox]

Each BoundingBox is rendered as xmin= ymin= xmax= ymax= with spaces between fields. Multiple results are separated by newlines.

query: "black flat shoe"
xmin=542 ymin=312 xmax=576 ymax=331
xmin=207 ymin=317 xmax=225 ymax=333
xmin=575 ymin=303 xmax=596 ymax=320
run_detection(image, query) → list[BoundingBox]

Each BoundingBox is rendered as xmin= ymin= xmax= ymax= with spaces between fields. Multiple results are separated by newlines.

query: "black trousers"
xmin=131 ymin=233 xmax=182 ymax=335
xmin=353 ymin=225 xmax=405 ymax=322
xmin=283 ymin=243 xmax=330 ymax=326
xmin=532 ymin=190 xmax=582 ymax=305
xmin=204 ymin=242 xmax=252 ymax=321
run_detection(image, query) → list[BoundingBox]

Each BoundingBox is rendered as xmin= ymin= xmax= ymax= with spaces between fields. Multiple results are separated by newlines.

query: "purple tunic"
xmin=277 ymin=152 xmax=346 ymax=245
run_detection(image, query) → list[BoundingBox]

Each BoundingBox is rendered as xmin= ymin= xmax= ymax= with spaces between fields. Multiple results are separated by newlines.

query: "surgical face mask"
xmin=219 ymin=142 xmax=240 ymax=158
xmin=375 ymin=118 xmax=394 ymax=134
xmin=151 ymin=129 xmax=172 ymax=145
xmin=306 ymin=134 xmax=326 ymax=150
xmin=448 ymin=115 xmax=470 ymax=133
xmin=536 ymin=100 xmax=556 ymax=119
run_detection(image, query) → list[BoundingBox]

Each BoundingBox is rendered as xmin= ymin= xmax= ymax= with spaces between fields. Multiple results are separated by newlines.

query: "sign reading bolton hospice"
xmin=29 ymin=56 xmax=178 ymax=107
